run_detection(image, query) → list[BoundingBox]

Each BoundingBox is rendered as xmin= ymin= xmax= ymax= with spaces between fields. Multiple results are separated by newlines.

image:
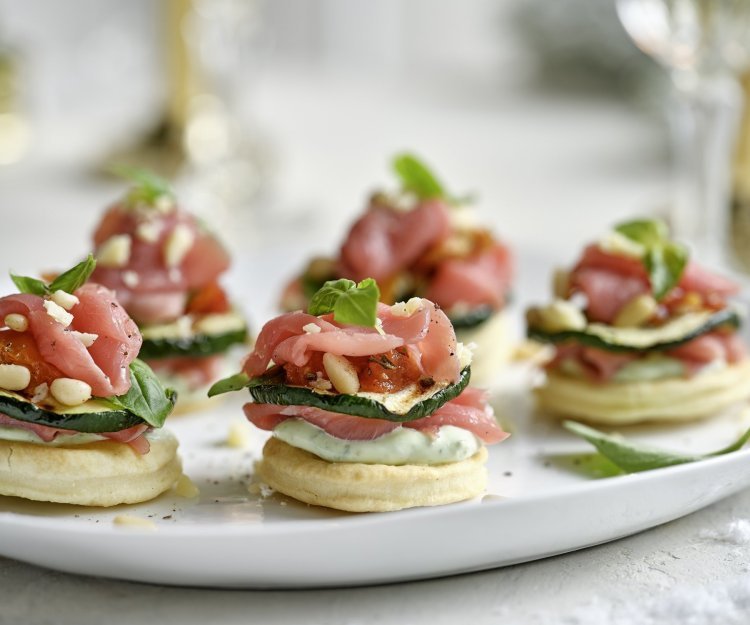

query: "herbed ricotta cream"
xmin=0 ymin=426 xmax=165 ymax=447
xmin=612 ymin=356 xmax=686 ymax=383
xmin=0 ymin=426 xmax=106 ymax=446
xmin=558 ymin=354 xmax=727 ymax=383
xmin=274 ymin=419 xmax=482 ymax=465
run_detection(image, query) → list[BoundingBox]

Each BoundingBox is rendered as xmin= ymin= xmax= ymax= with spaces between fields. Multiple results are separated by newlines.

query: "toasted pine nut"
xmin=613 ymin=294 xmax=658 ymax=328
xmin=50 ymin=378 xmax=92 ymax=406
xmin=322 ymin=353 xmax=360 ymax=395
xmin=0 ymin=364 xmax=31 ymax=391
xmin=527 ymin=299 xmax=587 ymax=333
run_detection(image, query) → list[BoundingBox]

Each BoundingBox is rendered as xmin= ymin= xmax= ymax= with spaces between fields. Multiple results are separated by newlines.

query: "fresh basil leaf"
xmin=644 ymin=246 xmax=669 ymax=301
xmin=307 ymin=278 xmax=380 ymax=327
xmin=208 ymin=372 xmax=251 ymax=397
xmin=308 ymin=279 xmax=355 ymax=316
xmin=48 ymin=254 xmax=96 ymax=295
xmin=615 ymin=219 xmax=668 ymax=247
xmin=208 ymin=368 xmax=286 ymax=397
xmin=301 ymin=274 xmax=327 ymax=300
xmin=392 ymin=153 xmax=446 ymax=200
xmin=563 ymin=420 xmax=750 ymax=473
xmin=10 ymin=274 xmax=48 ymax=296
xmin=661 ymin=242 xmax=689 ymax=295
xmin=643 ymin=242 xmax=689 ymax=300
xmin=613 ymin=219 xmax=688 ymax=301
xmin=709 ymin=426 xmax=750 ymax=455
xmin=10 ymin=256 xmax=97 ymax=298
xmin=332 ymin=278 xmax=380 ymax=327
xmin=103 ymin=359 xmax=176 ymax=428
xmin=112 ymin=165 xmax=174 ymax=206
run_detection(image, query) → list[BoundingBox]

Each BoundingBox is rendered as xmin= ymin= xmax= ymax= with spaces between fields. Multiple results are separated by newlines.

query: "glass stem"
xmin=668 ymin=70 xmax=743 ymax=267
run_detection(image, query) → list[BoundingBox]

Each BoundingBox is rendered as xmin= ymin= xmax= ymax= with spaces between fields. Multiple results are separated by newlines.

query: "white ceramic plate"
xmin=1 ymin=368 xmax=750 ymax=589
xmin=1 ymin=249 xmax=750 ymax=588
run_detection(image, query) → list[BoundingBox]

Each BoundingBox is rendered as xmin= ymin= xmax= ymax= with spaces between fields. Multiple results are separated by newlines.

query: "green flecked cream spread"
xmin=273 ymin=419 xmax=482 ymax=465
xmin=0 ymin=426 xmax=107 ymax=446
xmin=557 ymin=355 xmax=728 ymax=383
xmin=611 ymin=356 xmax=686 ymax=383
xmin=0 ymin=426 xmax=164 ymax=447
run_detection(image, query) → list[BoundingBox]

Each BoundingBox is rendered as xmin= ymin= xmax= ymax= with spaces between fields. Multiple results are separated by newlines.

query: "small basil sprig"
xmin=392 ymin=153 xmax=473 ymax=205
xmin=208 ymin=369 xmax=275 ymax=398
xmin=111 ymin=165 xmax=174 ymax=207
xmin=308 ymin=278 xmax=380 ymax=328
xmin=10 ymin=275 xmax=48 ymax=296
xmin=614 ymin=219 xmax=688 ymax=300
xmin=393 ymin=153 xmax=446 ymax=200
xmin=11 ymin=255 xmax=96 ymax=297
xmin=102 ymin=359 xmax=176 ymax=428
xmin=564 ymin=420 xmax=750 ymax=473
xmin=208 ymin=372 xmax=251 ymax=397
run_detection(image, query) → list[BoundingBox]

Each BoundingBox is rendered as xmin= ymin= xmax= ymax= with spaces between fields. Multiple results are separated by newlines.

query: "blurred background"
xmin=0 ymin=0 xmax=703 ymax=282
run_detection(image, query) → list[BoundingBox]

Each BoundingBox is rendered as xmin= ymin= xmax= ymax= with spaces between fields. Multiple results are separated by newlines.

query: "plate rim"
xmin=1 ymin=444 xmax=748 ymax=538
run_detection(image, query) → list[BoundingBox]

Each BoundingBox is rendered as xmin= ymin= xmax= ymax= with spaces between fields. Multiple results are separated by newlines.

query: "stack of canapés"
xmin=0 ymin=157 xmax=746 ymax=512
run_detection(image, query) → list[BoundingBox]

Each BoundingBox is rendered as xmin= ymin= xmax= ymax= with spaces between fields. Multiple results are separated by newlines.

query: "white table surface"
xmin=1 ymin=67 xmax=749 ymax=624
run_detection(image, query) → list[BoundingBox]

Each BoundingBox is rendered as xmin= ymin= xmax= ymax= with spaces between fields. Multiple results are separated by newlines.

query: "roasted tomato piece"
xmin=186 ymin=282 xmax=230 ymax=315
xmin=0 ymin=330 xmax=64 ymax=392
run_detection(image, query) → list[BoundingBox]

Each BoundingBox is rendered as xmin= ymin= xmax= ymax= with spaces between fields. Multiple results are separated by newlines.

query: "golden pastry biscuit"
xmin=257 ymin=437 xmax=488 ymax=512
xmin=0 ymin=430 xmax=181 ymax=506
xmin=536 ymin=359 xmax=750 ymax=425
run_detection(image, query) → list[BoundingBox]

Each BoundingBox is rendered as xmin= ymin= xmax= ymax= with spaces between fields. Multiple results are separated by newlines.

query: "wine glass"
xmin=616 ymin=0 xmax=750 ymax=266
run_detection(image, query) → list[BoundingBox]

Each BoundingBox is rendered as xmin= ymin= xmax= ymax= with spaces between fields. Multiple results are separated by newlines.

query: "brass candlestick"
xmin=103 ymin=0 xmax=204 ymax=178
xmin=0 ymin=43 xmax=30 ymax=165
xmin=730 ymin=73 xmax=750 ymax=273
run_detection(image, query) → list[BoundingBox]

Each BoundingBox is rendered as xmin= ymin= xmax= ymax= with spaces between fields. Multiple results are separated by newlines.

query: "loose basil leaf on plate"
xmin=563 ymin=420 xmax=750 ymax=473
xmin=308 ymin=278 xmax=380 ymax=328
xmin=10 ymin=274 xmax=49 ymax=296
xmin=103 ymin=359 xmax=176 ymax=428
xmin=49 ymin=254 xmax=97 ymax=294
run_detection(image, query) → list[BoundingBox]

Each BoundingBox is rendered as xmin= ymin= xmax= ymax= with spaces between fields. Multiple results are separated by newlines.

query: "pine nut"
xmin=322 ymin=353 xmax=360 ymax=395
xmin=0 ymin=364 xmax=31 ymax=391
xmin=613 ymin=294 xmax=658 ymax=328
xmin=527 ymin=299 xmax=587 ymax=333
xmin=50 ymin=378 xmax=92 ymax=406
xmin=4 ymin=314 xmax=28 ymax=332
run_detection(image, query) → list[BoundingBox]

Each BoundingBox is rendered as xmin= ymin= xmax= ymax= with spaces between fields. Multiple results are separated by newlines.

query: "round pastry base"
xmin=0 ymin=431 xmax=182 ymax=507
xmin=257 ymin=437 xmax=488 ymax=513
xmin=536 ymin=359 xmax=750 ymax=426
